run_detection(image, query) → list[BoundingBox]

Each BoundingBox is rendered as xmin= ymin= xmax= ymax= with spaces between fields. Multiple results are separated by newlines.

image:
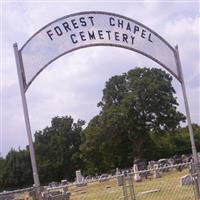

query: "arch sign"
xmin=17 ymin=11 xmax=182 ymax=90
xmin=13 ymin=11 xmax=200 ymax=194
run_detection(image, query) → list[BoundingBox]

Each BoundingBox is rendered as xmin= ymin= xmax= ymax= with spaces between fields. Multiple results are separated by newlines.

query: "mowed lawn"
xmin=14 ymin=169 xmax=195 ymax=200
xmin=133 ymin=170 xmax=195 ymax=200
xmin=69 ymin=169 xmax=195 ymax=200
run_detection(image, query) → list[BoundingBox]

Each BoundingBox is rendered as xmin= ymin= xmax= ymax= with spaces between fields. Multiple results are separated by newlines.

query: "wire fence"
xmin=0 ymin=162 xmax=198 ymax=200
xmin=67 ymin=162 xmax=196 ymax=200
xmin=130 ymin=163 xmax=196 ymax=200
xmin=0 ymin=187 xmax=35 ymax=200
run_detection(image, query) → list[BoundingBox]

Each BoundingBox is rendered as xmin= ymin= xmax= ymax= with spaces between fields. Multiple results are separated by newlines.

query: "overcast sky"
xmin=1 ymin=1 xmax=199 ymax=157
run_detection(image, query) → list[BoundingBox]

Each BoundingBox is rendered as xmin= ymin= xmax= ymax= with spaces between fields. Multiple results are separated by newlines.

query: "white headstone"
xmin=133 ymin=164 xmax=142 ymax=182
xmin=76 ymin=170 xmax=83 ymax=183
xmin=153 ymin=164 xmax=161 ymax=178
xmin=116 ymin=168 xmax=123 ymax=186
xmin=116 ymin=168 xmax=120 ymax=175
xmin=75 ymin=170 xmax=87 ymax=187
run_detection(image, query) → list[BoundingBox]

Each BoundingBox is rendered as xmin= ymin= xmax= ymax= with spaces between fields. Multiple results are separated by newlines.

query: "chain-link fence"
xmin=68 ymin=162 xmax=196 ymax=200
xmin=0 ymin=187 xmax=35 ymax=200
xmin=68 ymin=176 xmax=123 ymax=200
xmin=129 ymin=163 xmax=196 ymax=200
xmin=0 ymin=162 xmax=198 ymax=200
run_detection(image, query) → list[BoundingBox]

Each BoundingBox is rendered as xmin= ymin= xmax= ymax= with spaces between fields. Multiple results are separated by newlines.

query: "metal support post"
xmin=128 ymin=174 xmax=136 ymax=200
xmin=13 ymin=43 xmax=41 ymax=194
xmin=175 ymin=45 xmax=200 ymax=199
xmin=122 ymin=175 xmax=128 ymax=200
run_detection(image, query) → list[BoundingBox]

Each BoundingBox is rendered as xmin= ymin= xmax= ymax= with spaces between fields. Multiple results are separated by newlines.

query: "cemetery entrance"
xmin=13 ymin=11 xmax=200 ymax=199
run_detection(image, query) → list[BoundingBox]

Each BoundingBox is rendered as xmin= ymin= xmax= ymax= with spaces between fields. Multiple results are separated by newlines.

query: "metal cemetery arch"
xmin=13 ymin=11 xmax=199 ymax=197
xmin=18 ymin=11 xmax=182 ymax=90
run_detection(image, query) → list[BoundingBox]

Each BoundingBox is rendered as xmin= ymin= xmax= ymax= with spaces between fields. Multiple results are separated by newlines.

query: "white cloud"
xmin=2 ymin=1 xmax=199 ymax=156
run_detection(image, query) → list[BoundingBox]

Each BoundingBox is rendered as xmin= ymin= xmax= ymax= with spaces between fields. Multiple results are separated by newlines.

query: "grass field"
xmin=14 ymin=168 xmax=195 ymax=200
xmin=133 ymin=170 xmax=195 ymax=200
xmin=15 ymin=191 xmax=31 ymax=200
xmin=68 ymin=169 xmax=195 ymax=200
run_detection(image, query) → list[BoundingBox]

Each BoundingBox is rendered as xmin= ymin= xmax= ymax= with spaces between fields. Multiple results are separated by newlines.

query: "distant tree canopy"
xmin=0 ymin=149 xmax=32 ymax=190
xmin=1 ymin=67 xmax=199 ymax=190
xmin=0 ymin=116 xmax=85 ymax=190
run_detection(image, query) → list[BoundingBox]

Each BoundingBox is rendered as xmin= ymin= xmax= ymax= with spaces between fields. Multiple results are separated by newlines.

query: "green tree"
xmin=81 ymin=112 xmax=133 ymax=175
xmin=144 ymin=123 xmax=200 ymax=160
xmin=170 ymin=124 xmax=200 ymax=155
xmin=0 ymin=116 xmax=85 ymax=190
xmin=0 ymin=149 xmax=32 ymax=190
xmin=34 ymin=116 xmax=85 ymax=184
xmin=0 ymin=156 xmax=6 ymax=191
xmin=81 ymin=68 xmax=185 ymax=173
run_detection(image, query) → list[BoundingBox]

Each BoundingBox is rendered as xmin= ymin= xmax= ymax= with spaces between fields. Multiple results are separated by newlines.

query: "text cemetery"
xmin=46 ymin=16 xmax=153 ymax=45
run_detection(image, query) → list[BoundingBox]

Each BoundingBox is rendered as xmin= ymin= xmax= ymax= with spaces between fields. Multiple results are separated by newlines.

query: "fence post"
xmin=175 ymin=45 xmax=200 ymax=199
xmin=128 ymin=174 xmax=136 ymax=200
xmin=122 ymin=175 xmax=128 ymax=200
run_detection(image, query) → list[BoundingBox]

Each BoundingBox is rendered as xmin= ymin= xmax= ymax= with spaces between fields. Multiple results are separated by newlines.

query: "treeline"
xmin=0 ymin=119 xmax=199 ymax=191
xmin=1 ymin=68 xmax=199 ymax=190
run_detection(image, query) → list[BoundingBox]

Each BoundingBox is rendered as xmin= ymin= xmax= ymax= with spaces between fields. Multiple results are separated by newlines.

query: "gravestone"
xmin=116 ymin=168 xmax=123 ymax=186
xmin=180 ymin=174 xmax=192 ymax=186
xmin=148 ymin=161 xmax=156 ymax=170
xmin=133 ymin=164 xmax=141 ymax=182
xmin=153 ymin=164 xmax=161 ymax=178
xmin=75 ymin=170 xmax=87 ymax=187
xmin=76 ymin=170 xmax=83 ymax=183
xmin=98 ymin=174 xmax=110 ymax=183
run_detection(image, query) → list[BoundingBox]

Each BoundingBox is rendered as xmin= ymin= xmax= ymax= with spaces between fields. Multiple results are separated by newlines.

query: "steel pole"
xmin=175 ymin=45 xmax=200 ymax=198
xmin=13 ymin=43 xmax=40 ymax=189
